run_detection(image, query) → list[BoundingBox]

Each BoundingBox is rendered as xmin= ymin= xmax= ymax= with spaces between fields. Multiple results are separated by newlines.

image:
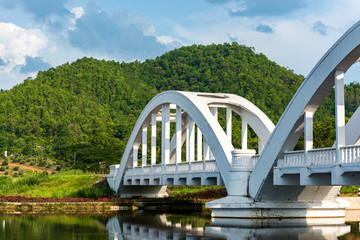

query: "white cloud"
xmin=0 ymin=22 xmax=47 ymax=82
xmin=71 ymin=6 xmax=84 ymax=19
xmin=156 ymin=35 xmax=183 ymax=47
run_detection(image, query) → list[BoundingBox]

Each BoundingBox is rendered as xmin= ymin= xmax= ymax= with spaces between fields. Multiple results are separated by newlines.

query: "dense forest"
xmin=0 ymin=42 xmax=359 ymax=172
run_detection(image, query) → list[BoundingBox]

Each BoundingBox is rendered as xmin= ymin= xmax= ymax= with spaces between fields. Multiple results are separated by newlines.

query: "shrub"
xmin=16 ymin=172 xmax=48 ymax=186
xmin=38 ymin=161 xmax=46 ymax=167
xmin=4 ymin=171 xmax=8 ymax=175
xmin=2 ymin=161 xmax=8 ymax=166
xmin=0 ymin=167 xmax=5 ymax=171
xmin=13 ymin=167 xmax=19 ymax=171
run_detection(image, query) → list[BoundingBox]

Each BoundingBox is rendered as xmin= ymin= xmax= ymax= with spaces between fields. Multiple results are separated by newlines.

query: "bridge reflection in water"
xmin=106 ymin=213 xmax=351 ymax=240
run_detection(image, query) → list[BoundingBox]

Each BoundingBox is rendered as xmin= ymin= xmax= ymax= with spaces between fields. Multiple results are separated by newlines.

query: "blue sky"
xmin=0 ymin=0 xmax=360 ymax=89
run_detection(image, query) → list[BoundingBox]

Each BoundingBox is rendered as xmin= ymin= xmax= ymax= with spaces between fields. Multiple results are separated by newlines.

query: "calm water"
xmin=0 ymin=212 xmax=359 ymax=240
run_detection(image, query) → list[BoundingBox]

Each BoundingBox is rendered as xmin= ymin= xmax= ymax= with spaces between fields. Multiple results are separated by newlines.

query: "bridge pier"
xmin=206 ymin=149 xmax=349 ymax=220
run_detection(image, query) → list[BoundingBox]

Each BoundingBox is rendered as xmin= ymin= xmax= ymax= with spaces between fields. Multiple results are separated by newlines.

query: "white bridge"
xmin=108 ymin=20 xmax=360 ymax=220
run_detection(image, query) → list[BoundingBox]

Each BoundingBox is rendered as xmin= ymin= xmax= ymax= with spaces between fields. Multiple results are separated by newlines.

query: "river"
xmin=0 ymin=211 xmax=359 ymax=239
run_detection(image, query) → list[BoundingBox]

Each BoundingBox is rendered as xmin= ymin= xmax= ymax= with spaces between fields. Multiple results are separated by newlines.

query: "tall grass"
xmin=0 ymin=172 xmax=112 ymax=198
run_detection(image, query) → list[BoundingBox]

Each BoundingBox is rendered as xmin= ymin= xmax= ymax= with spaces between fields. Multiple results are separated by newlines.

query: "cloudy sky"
xmin=0 ymin=0 xmax=360 ymax=89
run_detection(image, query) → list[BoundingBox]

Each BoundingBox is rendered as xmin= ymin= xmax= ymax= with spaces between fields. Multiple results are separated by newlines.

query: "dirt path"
xmin=0 ymin=161 xmax=53 ymax=174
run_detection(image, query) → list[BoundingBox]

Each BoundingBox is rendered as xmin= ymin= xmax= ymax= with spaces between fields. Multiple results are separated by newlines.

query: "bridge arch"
xmin=111 ymin=91 xmax=274 ymax=194
xmin=250 ymin=20 xmax=360 ymax=199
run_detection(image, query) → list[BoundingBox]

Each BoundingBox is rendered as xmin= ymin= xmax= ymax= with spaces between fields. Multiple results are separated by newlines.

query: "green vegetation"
xmin=168 ymin=186 xmax=226 ymax=199
xmin=0 ymin=172 xmax=112 ymax=198
xmin=0 ymin=42 xmax=358 ymax=174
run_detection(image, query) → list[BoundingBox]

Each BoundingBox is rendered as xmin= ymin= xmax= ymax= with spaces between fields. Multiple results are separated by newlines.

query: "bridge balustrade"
xmin=232 ymin=155 xmax=259 ymax=168
xmin=281 ymin=145 xmax=360 ymax=167
xmin=309 ymin=147 xmax=336 ymax=165
xmin=124 ymin=159 xmax=219 ymax=177
xmin=342 ymin=145 xmax=360 ymax=163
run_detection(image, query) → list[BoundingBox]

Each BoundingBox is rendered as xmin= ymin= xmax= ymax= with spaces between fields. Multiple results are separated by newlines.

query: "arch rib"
xmin=113 ymin=91 xmax=234 ymax=192
xmin=112 ymin=91 xmax=275 ymax=194
xmin=249 ymin=20 xmax=360 ymax=199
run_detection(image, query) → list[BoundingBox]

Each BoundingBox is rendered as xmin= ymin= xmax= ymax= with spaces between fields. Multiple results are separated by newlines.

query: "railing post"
xmin=142 ymin=126 xmax=147 ymax=167
xmin=304 ymin=111 xmax=313 ymax=165
xmin=151 ymin=113 xmax=156 ymax=166
xmin=335 ymin=70 xmax=345 ymax=164
xmin=175 ymin=105 xmax=182 ymax=172
xmin=242 ymin=120 xmax=248 ymax=150
xmin=161 ymin=104 xmax=170 ymax=173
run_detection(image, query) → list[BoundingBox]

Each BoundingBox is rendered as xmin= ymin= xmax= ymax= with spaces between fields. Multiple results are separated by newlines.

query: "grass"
xmin=0 ymin=171 xmax=113 ymax=198
xmin=167 ymin=185 xmax=227 ymax=199
xmin=54 ymin=169 xmax=86 ymax=176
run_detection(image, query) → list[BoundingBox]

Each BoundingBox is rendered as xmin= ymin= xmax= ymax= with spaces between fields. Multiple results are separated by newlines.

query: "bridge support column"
xmin=242 ymin=120 xmax=248 ymax=150
xmin=142 ymin=126 xmax=147 ymax=166
xmin=161 ymin=104 xmax=170 ymax=172
xmin=151 ymin=113 xmax=157 ymax=165
xmin=226 ymin=108 xmax=232 ymax=142
xmin=226 ymin=149 xmax=256 ymax=196
xmin=197 ymin=127 xmax=202 ymax=161
xmin=333 ymin=70 xmax=346 ymax=185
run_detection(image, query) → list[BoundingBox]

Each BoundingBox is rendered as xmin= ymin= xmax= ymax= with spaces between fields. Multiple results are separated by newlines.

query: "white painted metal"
xmin=133 ymin=146 xmax=138 ymax=167
xmin=151 ymin=113 xmax=156 ymax=165
xmin=241 ymin=120 xmax=248 ymax=150
xmin=226 ymin=108 xmax=232 ymax=142
xmin=304 ymin=111 xmax=313 ymax=165
xmin=335 ymin=70 xmax=345 ymax=164
xmin=197 ymin=127 xmax=202 ymax=161
xmin=250 ymin=19 xmax=360 ymax=199
xmin=175 ymin=105 xmax=182 ymax=164
xmin=161 ymin=104 xmax=170 ymax=166
xmin=188 ymin=117 xmax=195 ymax=162
xmin=203 ymin=139 xmax=210 ymax=160
xmin=142 ymin=126 xmax=147 ymax=166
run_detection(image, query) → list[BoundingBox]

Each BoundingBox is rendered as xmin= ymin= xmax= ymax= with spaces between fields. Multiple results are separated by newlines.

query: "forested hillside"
xmin=0 ymin=42 xmax=358 ymax=172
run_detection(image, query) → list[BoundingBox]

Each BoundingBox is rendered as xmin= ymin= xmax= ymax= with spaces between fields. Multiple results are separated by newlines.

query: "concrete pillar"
xmin=197 ymin=127 xmax=202 ymax=161
xmin=304 ymin=111 xmax=313 ymax=165
xmin=133 ymin=146 xmax=138 ymax=167
xmin=335 ymin=70 xmax=345 ymax=164
xmin=203 ymin=139 xmax=210 ymax=161
xmin=161 ymin=104 xmax=170 ymax=168
xmin=151 ymin=112 xmax=156 ymax=165
xmin=209 ymin=107 xmax=217 ymax=159
xmin=142 ymin=126 xmax=147 ymax=166
xmin=210 ymin=107 xmax=218 ymax=120
xmin=242 ymin=120 xmax=248 ymax=150
xmin=258 ymin=138 xmax=264 ymax=154
xmin=188 ymin=117 xmax=195 ymax=162
xmin=226 ymin=108 xmax=232 ymax=143
xmin=175 ymin=105 xmax=182 ymax=164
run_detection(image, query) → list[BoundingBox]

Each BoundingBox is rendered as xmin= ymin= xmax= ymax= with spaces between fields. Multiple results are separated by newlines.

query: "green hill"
xmin=0 ymin=42 xmax=358 ymax=172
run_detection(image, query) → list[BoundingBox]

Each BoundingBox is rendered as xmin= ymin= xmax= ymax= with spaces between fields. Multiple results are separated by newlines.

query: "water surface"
xmin=1 ymin=212 xmax=359 ymax=239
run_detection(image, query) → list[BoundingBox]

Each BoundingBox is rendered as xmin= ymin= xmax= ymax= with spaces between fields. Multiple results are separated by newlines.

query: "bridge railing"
xmin=309 ymin=147 xmax=336 ymax=165
xmin=281 ymin=145 xmax=360 ymax=167
xmin=124 ymin=159 xmax=219 ymax=176
xmin=232 ymin=155 xmax=259 ymax=168
xmin=281 ymin=150 xmax=305 ymax=167
xmin=342 ymin=145 xmax=360 ymax=163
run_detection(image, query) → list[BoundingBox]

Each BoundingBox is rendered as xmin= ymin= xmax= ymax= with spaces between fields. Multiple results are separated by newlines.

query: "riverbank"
xmin=0 ymin=196 xmax=211 ymax=215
